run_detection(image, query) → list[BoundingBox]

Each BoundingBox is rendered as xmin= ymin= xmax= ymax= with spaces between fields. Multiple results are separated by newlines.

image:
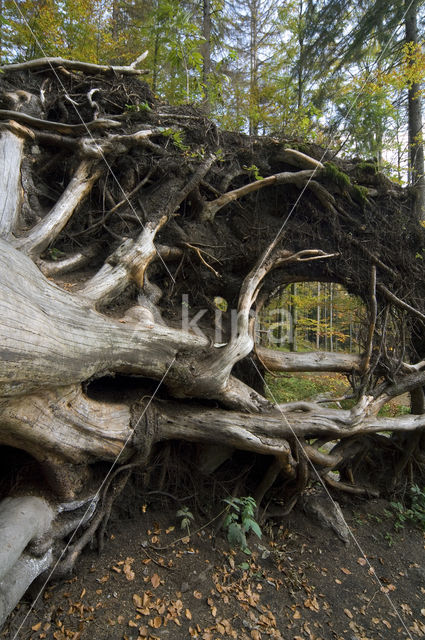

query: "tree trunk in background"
xmin=289 ymin=283 xmax=298 ymax=352
xmin=249 ymin=0 xmax=259 ymax=135
xmin=202 ymin=0 xmax=212 ymax=110
xmin=329 ymin=283 xmax=334 ymax=352
xmin=405 ymin=0 xmax=425 ymax=220
xmin=316 ymin=282 xmax=321 ymax=350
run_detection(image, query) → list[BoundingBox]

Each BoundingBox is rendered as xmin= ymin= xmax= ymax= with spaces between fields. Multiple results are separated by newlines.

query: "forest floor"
xmin=3 ymin=495 xmax=425 ymax=640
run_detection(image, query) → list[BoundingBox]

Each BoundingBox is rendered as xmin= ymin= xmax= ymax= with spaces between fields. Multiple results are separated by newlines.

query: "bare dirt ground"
xmin=3 ymin=495 xmax=425 ymax=640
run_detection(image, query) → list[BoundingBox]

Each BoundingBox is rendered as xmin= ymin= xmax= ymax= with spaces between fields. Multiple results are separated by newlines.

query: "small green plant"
xmin=384 ymin=532 xmax=394 ymax=547
xmin=390 ymin=484 xmax=425 ymax=531
xmin=47 ymin=247 xmax=66 ymax=261
xmin=243 ymin=164 xmax=263 ymax=180
xmin=222 ymin=496 xmax=262 ymax=555
xmin=161 ymin=128 xmax=189 ymax=152
xmin=176 ymin=506 xmax=194 ymax=534
xmin=125 ymin=101 xmax=151 ymax=113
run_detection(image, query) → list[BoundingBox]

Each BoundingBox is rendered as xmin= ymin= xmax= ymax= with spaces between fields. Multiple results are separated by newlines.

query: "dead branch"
xmin=377 ymin=283 xmax=425 ymax=323
xmin=200 ymin=169 xmax=315 ymax=222
xmin=0 ymin=110 xmax=120 ymax=135
xmin=0 ymin=56 xmax=149 ymax=76
xmin=363 ymin=266 xmax=377 ymax=374
xmin=256 ymin=347 xmax=363 ymax=373
xmin=13 ymin=160 xmax=103 ymax=257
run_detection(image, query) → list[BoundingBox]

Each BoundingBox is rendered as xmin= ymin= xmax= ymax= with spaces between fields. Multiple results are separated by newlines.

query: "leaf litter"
xmin=3 ymin=498 xmax=425 ymax=640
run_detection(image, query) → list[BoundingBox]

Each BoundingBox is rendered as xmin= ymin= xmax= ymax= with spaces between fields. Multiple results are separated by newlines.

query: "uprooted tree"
xmin=1 ymin=57 xmax=425 ymax=625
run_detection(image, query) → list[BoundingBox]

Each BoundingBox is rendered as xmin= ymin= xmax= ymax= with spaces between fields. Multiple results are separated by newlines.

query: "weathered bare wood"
xmin=13 ymin=160 xmax=102 ymax=257
xmin=183 ymin=248 xmax=336 ymax=410
xmin=0 ymin=497 xmax=54 ymax=581
xmin=377 ymin=283 xmax=425 ymax=323
xmin=200 ymin=170 xmax=314 ymax=222
xmin=256 ymin=347 xmax=363 ymax=373
xmin=0 ymin=239 xmax=209 ymax=397
xmin=78 ymin=128 xmax=167 ymax=158
xmin=79 ymin=218 xmax=167 ymax=306
xmin=0 ymin=56 xmax=149 ymax=76
xmin=0 ymin=130 xmax=25 ymax=237
xmin=1 ymin=386 xmax=133 ymax=463
xmin=38 ymin=246 xmax=98 ymax=276
xmin=279 ymin=148 xmax=324 ymax=170
xmin=0 ymin=550 xmax=52 ymax=628
xmin=0 ymin=110 xmax=120 ymax=135
xmin=154 ymin=399 xmax=425 ymax=448
xmin=363 ymin=266 xmax=377 ymax=374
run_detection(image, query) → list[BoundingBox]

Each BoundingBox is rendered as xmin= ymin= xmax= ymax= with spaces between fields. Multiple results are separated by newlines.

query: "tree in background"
xmin=1 ymin=0 xmax=424 ymax=186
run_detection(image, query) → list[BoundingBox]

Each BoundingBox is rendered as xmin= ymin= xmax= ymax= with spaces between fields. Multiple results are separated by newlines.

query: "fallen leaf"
xmin=341 ymin=567 xmax=351 ymax=575
xmin=304 ymin=596 xmax=320 ymax=612
xmin=133 ymin=594 xmax=143 ymax=608
xmin=151 ymin=574 xmax=161 ymax=588
xmin=150 ymin=616 xmax=162 ymax=629
xmin=97 ymin=574 xmax=109 ymax=583
xmin=31 ymin=622 xmax=42 ymax=631
xmin=185 ymin=609 xmax=192 ymax=620
xmin=193 ymin=590 xmax=203 ymax=599
xmin=357 ymin=557 xmax=367 ymax=566
xmin=344 ymin=609 xmax=353 ymax=619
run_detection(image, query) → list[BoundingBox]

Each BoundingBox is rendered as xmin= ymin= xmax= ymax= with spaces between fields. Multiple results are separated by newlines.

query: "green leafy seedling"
xmin=243 ymin=164 xmax=263 ymax=180
xmin=222 ymin=496 xmax=262 ymax=555
xmin=176 ymin=506 xmax=194 ymax=534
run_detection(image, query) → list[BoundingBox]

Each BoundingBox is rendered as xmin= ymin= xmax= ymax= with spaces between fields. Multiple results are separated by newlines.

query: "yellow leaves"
xmin=303 ymin=596 xmax=320 ymax=612
xmin=123 ymin=557 xmax=135 ymax=581
xmin=340 ymin=567 xmax=351 ymax=575
xmin=133 ymin=593 xmax=143 ymax=608
xmin=96 ymin=574 xmax=109 ymax=583
xmin=148 ymin=615 xmax=162 ymax=628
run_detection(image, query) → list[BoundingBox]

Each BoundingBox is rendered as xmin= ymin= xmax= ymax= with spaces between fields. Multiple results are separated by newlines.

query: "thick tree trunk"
xmin=405 ymin=0 xmax=425 ymax=220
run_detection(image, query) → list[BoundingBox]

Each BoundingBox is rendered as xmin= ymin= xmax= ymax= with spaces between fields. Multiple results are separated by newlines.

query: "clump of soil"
xmin=4 ymin=496 xmax=425 ymax=640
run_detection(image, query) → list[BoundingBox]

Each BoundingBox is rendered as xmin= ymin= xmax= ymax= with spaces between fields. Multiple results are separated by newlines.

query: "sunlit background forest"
xmin=1 ymin=1 xmax=424 ymax=180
